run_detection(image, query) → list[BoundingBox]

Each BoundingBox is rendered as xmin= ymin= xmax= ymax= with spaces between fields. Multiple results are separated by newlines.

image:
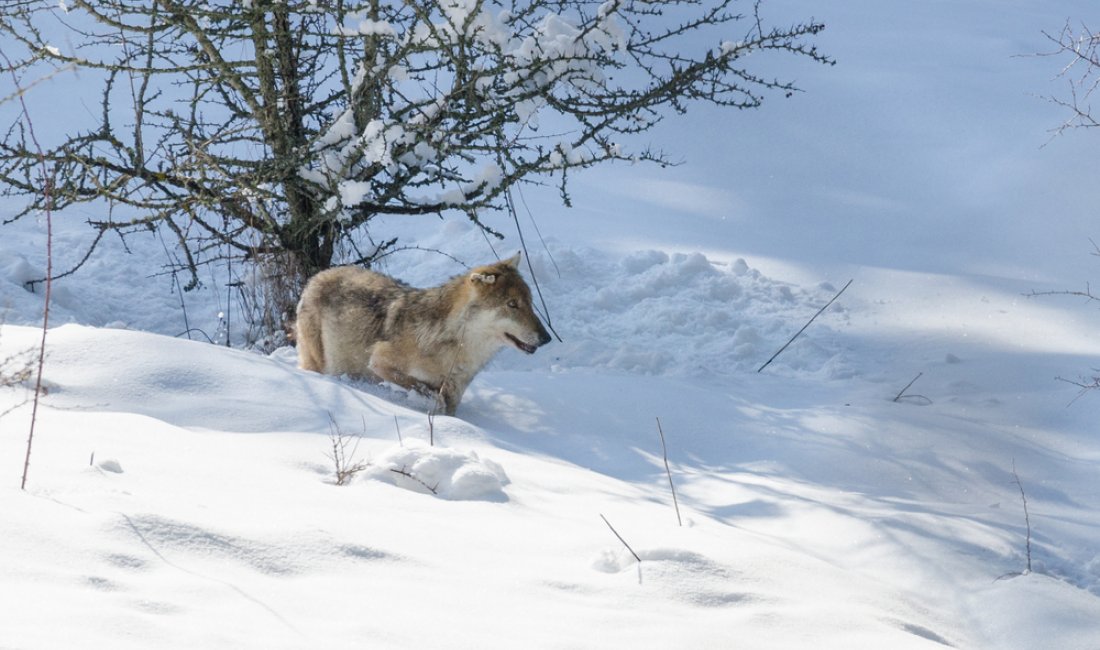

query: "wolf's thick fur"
xmin=295 ymin=254 xmax=551 ymax=415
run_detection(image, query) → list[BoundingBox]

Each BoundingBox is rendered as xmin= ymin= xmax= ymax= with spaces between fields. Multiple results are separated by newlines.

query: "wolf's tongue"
xmin=506 ymin=333 xmax=536 ymax=354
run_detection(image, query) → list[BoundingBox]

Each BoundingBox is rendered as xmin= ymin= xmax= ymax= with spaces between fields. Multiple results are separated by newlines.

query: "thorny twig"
xmin=2 ymin=49 xmax=54 ymax=491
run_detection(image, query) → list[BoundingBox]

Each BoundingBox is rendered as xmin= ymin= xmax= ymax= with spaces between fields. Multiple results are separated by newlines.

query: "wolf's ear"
xmin=503 ymin=252 xmax=521 ymax=268
xmin=470 ymin=272 xmax=497 ymax=285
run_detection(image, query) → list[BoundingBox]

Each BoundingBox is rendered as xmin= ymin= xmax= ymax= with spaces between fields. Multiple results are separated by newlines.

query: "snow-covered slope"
xmin=3 ymin=212 xmax=1100 ymax=648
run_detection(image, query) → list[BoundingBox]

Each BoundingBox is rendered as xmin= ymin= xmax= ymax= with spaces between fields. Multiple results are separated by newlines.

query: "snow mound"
xmin=528 ymin=247 xmax=849 ymax=378
xmin=365 ymin=444 xmax=509 ymax=501
xmin=0 ymin=323 xmax=397 ymax=433
xmin=0 ymin=223 xmax=190 ymax=333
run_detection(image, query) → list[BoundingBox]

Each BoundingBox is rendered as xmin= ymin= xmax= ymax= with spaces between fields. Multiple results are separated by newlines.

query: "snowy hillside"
xmin=4 ymin=0 xmax=1100 ymax=648
xmin=4 ymin=210 xmax=1100 ymax=648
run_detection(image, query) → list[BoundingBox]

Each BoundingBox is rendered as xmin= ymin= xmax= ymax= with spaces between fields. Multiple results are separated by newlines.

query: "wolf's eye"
xmin=507 ymin=299 xmax=519 ymax=309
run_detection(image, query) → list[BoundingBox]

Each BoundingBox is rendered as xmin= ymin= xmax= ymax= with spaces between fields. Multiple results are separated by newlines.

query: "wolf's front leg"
xmin=435 ymin=380 xmax=460 ymax=416
xmin=369 ymin=343 xmax=455 ymax=414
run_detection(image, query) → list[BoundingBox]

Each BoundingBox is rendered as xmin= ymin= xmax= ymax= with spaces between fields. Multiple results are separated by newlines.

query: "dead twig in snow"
xmin=427 ymin=404 xmax=436 ymax=447
xmin=893 ymin=372 xmax=931 ymax=404
xmin=600 ymin=514 xmax=641 ymax=564
xmin=325 ymin=414 xmax=369 ymax=486
xmin=600 ymin=514 xmax=642 ymax=584
xmin=996 ymin=459 xmax=1035 ymax=582
xmin=656 ymin=417 xmax=682 ymax=527
xmin=758 ymin=279 xmax=852 ymax=373
xmin=393 ymin=415 xmax=404 ymax=447
xmin=1012 ymin=459 xmax=1033 ymax=575
xmin=390 ymin=467 xmax=438 ymax=495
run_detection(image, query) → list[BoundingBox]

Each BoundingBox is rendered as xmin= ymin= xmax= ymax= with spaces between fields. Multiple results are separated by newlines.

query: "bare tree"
xmin=1043 ymin=20 xmax=1100 ymax=135
xmin=1036 ymin=22 xmax=1100 ymax=399
xmin=1 ymin=0 xmax=831 ymax=327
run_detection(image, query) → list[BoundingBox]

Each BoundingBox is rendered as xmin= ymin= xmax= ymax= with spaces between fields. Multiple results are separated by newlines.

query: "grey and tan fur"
xmin=295 ymin=254 xmax=552 ymax=415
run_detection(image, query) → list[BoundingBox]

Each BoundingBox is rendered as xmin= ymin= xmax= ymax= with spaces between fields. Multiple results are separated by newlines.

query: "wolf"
xmin=295 ymin=253 xmax=552 ymax=415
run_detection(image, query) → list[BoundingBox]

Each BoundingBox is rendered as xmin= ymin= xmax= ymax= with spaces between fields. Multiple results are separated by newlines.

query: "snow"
xmin=366 ymin=444 xmax=510 ymax=501
xmin=336 ymin=17 xmax=397 ymax=39
xmin=4 ymin=2 xmax=1100 ymax=649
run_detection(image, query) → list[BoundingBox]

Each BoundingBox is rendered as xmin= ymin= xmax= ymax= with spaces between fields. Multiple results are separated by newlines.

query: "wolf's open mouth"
xmin=505 ymin=333 xmax=537 ymax=354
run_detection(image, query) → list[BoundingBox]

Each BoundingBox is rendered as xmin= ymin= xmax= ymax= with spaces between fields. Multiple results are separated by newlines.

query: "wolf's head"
xmin=467 ymin=253 xmax=553 ymax=354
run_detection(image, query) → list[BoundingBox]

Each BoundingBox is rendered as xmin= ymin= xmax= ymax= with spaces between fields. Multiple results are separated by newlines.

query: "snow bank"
xmin=0 ymin=323 xmax=400 ymax=433
xmin=0 ymin=219 xmax=217 ymax=335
